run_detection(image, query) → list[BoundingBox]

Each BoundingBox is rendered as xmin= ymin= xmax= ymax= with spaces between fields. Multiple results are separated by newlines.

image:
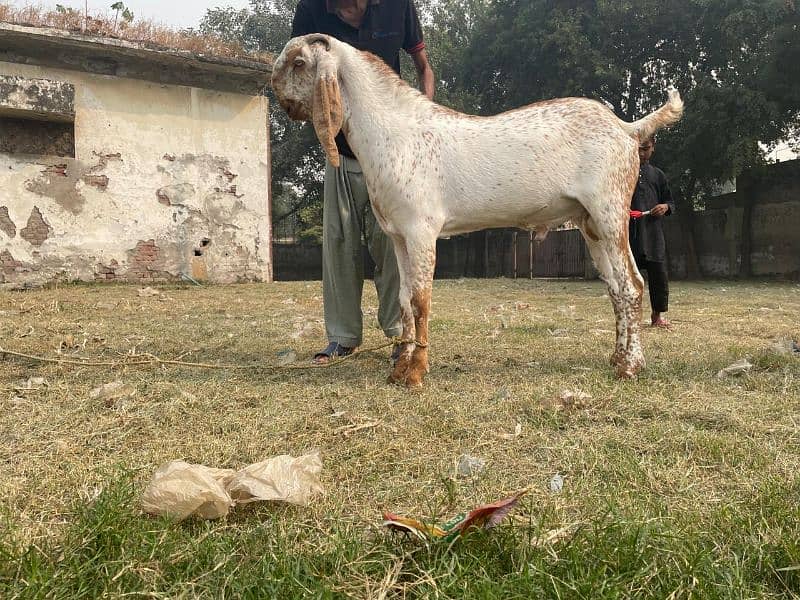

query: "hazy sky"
xmin=13 ymin=1 xmax=253 ymax=28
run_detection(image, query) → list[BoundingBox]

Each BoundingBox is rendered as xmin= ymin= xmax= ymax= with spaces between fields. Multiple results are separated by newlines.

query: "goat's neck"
xmin=338 ymin=52 xmax=427 ymax=165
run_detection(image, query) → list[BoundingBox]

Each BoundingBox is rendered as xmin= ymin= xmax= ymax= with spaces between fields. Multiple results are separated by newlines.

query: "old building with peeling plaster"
xmin=0 ymin=23 xmax=273 ymax=286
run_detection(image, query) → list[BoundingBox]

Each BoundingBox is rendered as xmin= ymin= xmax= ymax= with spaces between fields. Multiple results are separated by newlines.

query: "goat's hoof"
xmin=386 ymin=370 xmax=404 ymax=385
xmin=614 ymin=360 xmax=642 ymax=379
xmin=387 ymin=366 xmax=408 ymax=385
xmin=610 ymin=350 xmax=626 ymax=367
xmin=404 ymin=375 xmax=424 ymax=389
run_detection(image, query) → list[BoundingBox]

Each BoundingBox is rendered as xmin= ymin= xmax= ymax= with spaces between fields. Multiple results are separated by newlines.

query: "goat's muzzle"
xmin=281 ymin=99 xmax=310 ymax=122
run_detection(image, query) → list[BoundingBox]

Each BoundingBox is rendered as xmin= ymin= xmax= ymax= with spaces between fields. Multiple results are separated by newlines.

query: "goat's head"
xmin=272 ymin=34 xmax=344 ymax=167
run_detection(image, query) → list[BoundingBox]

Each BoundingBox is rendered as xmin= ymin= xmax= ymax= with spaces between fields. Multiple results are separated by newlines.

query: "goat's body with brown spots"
xmin=272 ymin=34 xmax=684 ymax=387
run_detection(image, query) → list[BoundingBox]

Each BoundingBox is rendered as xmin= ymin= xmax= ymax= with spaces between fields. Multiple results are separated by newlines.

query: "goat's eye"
xmin=293 ymin=58 xmax=305 ymax=68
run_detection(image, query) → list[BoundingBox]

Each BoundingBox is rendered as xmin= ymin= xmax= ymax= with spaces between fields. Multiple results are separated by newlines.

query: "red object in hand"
xmin=629 ymin=210 xmax=651 ymax=219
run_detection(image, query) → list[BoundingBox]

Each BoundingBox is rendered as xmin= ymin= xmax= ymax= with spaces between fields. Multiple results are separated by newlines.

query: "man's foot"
xmin=651 ymin=315 xmax=671 ymax=329
xmin=312 ymin=342 xmax=355 ymax=365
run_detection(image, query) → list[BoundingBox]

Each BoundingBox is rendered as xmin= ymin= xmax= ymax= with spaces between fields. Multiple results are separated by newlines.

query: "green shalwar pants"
xmin=322 ymin=156 xmax=402 ymax=348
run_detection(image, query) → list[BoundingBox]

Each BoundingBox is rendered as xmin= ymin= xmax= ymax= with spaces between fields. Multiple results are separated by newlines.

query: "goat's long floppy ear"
xmin=312 ymin=51 xmax=343 ymax=168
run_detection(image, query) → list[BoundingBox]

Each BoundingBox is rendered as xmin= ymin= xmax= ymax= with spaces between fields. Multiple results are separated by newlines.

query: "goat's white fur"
xmin=272 ymin=34 xmax=684 ymax=386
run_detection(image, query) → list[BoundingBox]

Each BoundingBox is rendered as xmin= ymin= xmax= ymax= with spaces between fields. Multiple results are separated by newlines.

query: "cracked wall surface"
xmin=0 ymin=62 xmax=272 ymax=286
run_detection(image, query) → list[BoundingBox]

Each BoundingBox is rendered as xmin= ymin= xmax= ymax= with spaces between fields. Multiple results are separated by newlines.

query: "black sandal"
xmin=312 ymin=342 xmax=355 ymax=364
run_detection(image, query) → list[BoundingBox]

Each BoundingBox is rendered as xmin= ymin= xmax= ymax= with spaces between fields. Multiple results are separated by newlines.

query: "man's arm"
xmin=651 ymin=169 xmax=675 ymax=217
xmin=403 ymin=1 xmax=435 ymax=100
xmin=411 ymin=48 xmax=435 ymax=100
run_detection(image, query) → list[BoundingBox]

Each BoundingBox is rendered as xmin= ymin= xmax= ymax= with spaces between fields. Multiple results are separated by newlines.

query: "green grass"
xmin=2 ymin=475 xmax=800 ymax=598
xmin=1 ymin=279 xmax=799 ymax=598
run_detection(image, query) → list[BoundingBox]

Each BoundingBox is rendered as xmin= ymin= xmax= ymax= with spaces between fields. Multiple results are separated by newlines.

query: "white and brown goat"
xmin=271 ymin=33 xmax=684 ymax=387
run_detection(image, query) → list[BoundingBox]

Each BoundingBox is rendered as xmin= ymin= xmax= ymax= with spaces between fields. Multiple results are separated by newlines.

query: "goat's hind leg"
xmin=580 ymin=219 xmax=645 ymax=378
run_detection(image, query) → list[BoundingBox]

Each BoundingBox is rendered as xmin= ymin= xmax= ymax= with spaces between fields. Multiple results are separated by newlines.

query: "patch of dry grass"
xmin=0 ymin=3 xmax=271 ymax=63
xmin=1 ymin=279 xmax=798 ymax=546
xmin=1 ymin=279 xmax=800 ymax=597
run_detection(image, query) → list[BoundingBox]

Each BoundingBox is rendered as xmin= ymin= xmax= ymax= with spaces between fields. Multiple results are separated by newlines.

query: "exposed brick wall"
xmin=82 ymin=174 xmax=109 ymax=190
xmin=19 ymin=206 xmax=52 ymax=246
xmin=127 ymin=239 xmax=174 ymax=282
xmin=0 ymin=250 xmax=26 ymax=282
xmin=95 ymin=259 xmax=119 ymax=281
xmin=0 ymin=206 xmax=16 ymax=237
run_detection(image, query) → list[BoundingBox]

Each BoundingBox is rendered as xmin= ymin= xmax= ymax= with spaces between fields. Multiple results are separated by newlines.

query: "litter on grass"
xmin=716 ymin=358 xmax=753 ymax=378
xmin=382 ymin=490 xmax=526 ymax=542
xmin=141 ymin=452 xmax=323 ymax=521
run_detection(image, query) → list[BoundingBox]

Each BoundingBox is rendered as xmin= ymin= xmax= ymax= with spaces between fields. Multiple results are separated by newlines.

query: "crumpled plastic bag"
xmin=141 ymin=461 xmax=235 ymax=521
xmin=141 ymin=452 xmax=323 ymax=521
xmin=226 ymin=453 xmax=324 ymax=505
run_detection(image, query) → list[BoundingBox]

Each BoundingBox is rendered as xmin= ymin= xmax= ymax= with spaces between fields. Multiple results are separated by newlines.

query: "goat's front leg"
xmin=387 ymin=236 xmax=415 ymax=384
xmin=387 ymin=234 xmax=436 ymax=388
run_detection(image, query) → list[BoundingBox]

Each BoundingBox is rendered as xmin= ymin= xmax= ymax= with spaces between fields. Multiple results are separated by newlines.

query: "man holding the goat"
xmin=291 ymin=0 xmax=435 ymax=364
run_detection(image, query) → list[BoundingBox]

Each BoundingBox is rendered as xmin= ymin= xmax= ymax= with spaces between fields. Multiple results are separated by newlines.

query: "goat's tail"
xmin=622 ymin=88 xmax=684 ymax=141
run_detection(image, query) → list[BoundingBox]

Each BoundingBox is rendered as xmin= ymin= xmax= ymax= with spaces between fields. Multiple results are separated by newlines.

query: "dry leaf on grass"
xmin=276 ymin=349 xmax=297 ymax=366
xmin=334 ymin=419 xmax=383 ymax=437
xmin=89 ymin=381 xmax=136 ymax=407
xmin=541 ymin=390 xmax=592 ymax=411
xmin=499 ymin=423 xmax=523 ymax=440
xmin=16 ymin=377 xmax=48 ymax=391
xmin=456 ymin=454 xmax=486 ymax=477
xmin=547 ymin=328 xmax=569 ymax=337
xmin=716 ymin=358 xmax=753 ymax=378
xmin=528 ymin=524 xmax=576 ymax=548
xmin=137 ymin=287 xmax=163 ymax=298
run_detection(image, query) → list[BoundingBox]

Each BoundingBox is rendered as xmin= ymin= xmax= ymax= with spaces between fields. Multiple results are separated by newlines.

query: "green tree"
xmin=201 ymin=0 xmax=325 ymax=242
xmin=463 ymin=0 xmax=800 ymax=276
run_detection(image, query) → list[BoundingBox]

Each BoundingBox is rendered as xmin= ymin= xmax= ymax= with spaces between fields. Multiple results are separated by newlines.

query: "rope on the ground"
xmin=0 ymin=337 xmax=426 ymax=372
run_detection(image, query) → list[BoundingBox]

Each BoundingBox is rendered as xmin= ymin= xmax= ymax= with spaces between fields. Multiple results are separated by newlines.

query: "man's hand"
xmin=650 ymin=203 xmax=670 ymax=217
